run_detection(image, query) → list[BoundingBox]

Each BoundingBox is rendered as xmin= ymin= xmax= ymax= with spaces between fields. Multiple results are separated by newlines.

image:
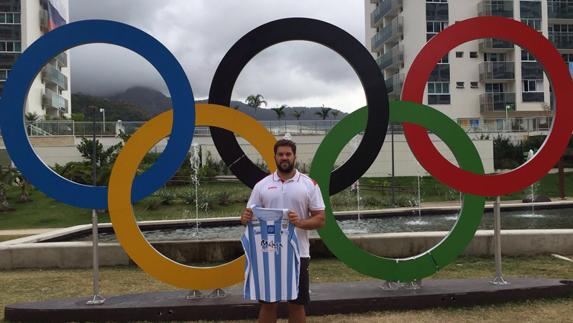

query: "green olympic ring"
xmin=310 ymin=101 xmax=486 ymax=281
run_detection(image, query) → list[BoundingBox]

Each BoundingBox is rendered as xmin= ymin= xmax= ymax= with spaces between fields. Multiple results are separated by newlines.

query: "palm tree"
xmin=292 ymin=110 xmax=305 ymax=120
xmin=245 ymin=94 xmax=267 ymax=116
xmin=331 ymin=110 xmax=340 ymax=119
xmin=25 ymin=112 xmax=40 ymax=136
xmin=271 ymin=105 xmax=287 ymax=120
xmin=315 ymin=105 xmax=332 ymax=120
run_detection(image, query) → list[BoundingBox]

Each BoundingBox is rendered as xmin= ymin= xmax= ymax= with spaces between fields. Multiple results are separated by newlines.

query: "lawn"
xmin=0 ymin=256 xmax=571 ymax=322
xmin=0 ymin=172 xmax=571 ymax=230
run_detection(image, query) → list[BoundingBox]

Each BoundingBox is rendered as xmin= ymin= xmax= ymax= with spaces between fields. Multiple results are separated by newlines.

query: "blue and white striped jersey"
xmin=240 ymin=206 xmax=300 ymax=302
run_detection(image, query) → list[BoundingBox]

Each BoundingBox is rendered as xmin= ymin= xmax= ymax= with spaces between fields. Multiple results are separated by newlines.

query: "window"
xmin=0 ymin=69 xmax=9 ymax=81
xmin=426 ymin=21 xmax=448 ymax=41
xmin=470 ymin=52 xmax=478 ymax=58
xmin=428 ymin=81 xmax=451 ymax=104
xmin=456 ymin=51 xmax=463 ymax=58
xmin=456 ymin=81 xmax=464 ymax=89
xmin=484 ymin=53 xmax=507 ymax=62
xmin=522 ymin=79 xmax=543 ymax=92
xmin=486 ymin=83 xmax=504 ymax=93
xmin=471 ymin=82 xmax=479 ymax=88
xmin=522 ymin=18 xmax=541 ymax=31
xmin=0 ymin=13 xmax=20 ymax=25
xmin=521 ymin=49 xmax=536 ymax=62
xmin=0 ymin=41 xmax=21 ymax=53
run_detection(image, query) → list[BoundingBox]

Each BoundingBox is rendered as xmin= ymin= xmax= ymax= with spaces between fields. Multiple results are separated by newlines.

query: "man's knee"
xmin=260 ymin=302 xmax=279 ymax=311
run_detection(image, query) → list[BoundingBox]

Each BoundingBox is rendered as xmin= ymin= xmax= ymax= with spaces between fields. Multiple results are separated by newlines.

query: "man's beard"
xmin=277 ymin=160 xmax=294 ymax=173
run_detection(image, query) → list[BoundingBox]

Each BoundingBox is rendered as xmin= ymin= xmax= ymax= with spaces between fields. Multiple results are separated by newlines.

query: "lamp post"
xmin=99 ymin=108 xmax=105 ymax=138
xmin=505 ymin=104 xmax=511 ymax=132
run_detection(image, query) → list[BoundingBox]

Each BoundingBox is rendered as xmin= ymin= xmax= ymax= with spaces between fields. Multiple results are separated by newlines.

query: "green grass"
xmin=0 ymin=172 xmax=572 ymax=230
xmin=0 ymin=256 xmax=571 ymax=322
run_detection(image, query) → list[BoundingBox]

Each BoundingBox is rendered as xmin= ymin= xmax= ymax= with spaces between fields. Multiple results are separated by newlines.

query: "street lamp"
xmin=99 ymin=108 xmax=105 ymax=138
xmin=505 ymin=104 xmax=511 ymax=132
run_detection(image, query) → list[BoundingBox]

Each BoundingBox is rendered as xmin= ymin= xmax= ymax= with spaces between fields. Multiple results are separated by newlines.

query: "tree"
xmin=25 ymin=112 xmax=40 ymax=136
xmin=292 ymin=110 xmax=305 ymax=120
xmin=25 ymin=112 xmax=40 ymax=122
xmin=331 ymin=110 xmax=340 ymax=119
xmin=271 ymin=105 xmax=287 ymax=120
xmin=76 ymin=137 xmax=123 ymax=168
xmin=315 ymin=105 xmax=332 ymax=120
xmin=245 ymin=94 xmax=267 ymax=116
xmin=0 ymin=167 xmax=16 ymax=211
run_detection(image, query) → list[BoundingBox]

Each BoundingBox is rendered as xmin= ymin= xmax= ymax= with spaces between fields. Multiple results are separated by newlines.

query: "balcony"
xmin=521 ymin=62 xmax=544 ymax=79
xmin=43 ymin=88 xmax=68 ymax=113
xmin=548 ymin=1 xmax=573 ymax=20
xmin=41 ymin=64 xmax=68 ymax=90
xmin=479 ymin=61 xmax=515 ymax=82
xmin=385 ymin=73 xmax=404 ymax=100
xmin=53 ymin=52 xmax=67 ymax=68
xmin=522 ymin=92 xmax=544 ymax=102
xmin=376 ymin=43 xmax=403 ymax=71
xmin=371 ymin=0 xmax=402 ymax=28
xmin=371 ymin=16 xmax=403 ymax=52
xmin=549 ymin=32 xmax=573 ymax=49
xmin=520 ymin=0 xmax=542 ymax=19
xmin=480 ymin=92 xmax=516 ymax=113
xmin=477 ymin=0 xmax=513 ymax=17
xmin=479 ymin=38 xmax=514 ymax=52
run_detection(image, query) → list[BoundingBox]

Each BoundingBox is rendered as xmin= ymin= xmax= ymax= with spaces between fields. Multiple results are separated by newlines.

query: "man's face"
xmin=275 ymin=146 xmax=296 ymax=173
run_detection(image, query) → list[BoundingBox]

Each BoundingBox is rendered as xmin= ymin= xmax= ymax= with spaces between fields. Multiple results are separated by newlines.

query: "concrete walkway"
xmin=0 ymin=228 xmax=61 ymax=237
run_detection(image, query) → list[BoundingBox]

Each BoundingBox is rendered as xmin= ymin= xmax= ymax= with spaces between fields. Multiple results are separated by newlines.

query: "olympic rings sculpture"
xmin=0 ymin=16 xmax=571 ymax=288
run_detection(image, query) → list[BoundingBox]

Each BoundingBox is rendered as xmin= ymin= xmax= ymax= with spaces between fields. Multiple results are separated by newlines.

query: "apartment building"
xmin=365 ymin=0 xmax=572 ymax=133
xmin=0 ymin=0 xmax=70 ymax=119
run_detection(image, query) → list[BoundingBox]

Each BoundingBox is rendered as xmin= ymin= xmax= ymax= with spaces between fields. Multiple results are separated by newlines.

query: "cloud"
xmin=68 ymin=0 xmax=368 ymax=112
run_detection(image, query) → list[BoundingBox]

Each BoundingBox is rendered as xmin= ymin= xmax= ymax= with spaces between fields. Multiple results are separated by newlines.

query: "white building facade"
xmin=0 ymin=0 xmax=70 ymax=119
xmin=365 ymin=0 xmax=571 ymax=133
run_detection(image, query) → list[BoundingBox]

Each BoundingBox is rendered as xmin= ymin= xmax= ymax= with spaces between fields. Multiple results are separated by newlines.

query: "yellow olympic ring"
xmin=108 ymin=103 xmax=277 ymax=289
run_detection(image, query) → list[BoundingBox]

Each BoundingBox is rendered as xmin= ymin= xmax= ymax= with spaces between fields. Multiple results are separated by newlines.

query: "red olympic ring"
xmin=402 ymin=16 xmax=573 ymax=196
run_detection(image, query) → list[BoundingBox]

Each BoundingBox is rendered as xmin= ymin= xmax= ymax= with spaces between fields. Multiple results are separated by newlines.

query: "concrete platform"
xmin=5 ymin=278 xmax=573 ymax=322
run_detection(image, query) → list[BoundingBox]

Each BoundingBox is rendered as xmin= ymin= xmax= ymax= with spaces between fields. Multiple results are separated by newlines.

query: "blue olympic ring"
xmin=0 ymin=20 xmax=196 ymax=209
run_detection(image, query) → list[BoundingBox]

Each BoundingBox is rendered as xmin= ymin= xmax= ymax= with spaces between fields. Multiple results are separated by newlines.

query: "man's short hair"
xmin=274 ymin=139 xmax=297 ymax=155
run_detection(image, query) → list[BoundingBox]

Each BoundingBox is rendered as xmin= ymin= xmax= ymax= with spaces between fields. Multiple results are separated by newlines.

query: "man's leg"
xmin=287 ymin=303 xmax=306 ymax=323
xmin=259 ymin=302 xmax=278 ymax=323
xmin=287 ymin=257 xmax=310 ymax=323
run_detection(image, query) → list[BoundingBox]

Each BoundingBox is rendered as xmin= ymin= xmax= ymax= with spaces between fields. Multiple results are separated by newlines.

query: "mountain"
xmin=71 ymin=93 xmax=151 ymax=121
xmin=72 ymin=86 xmax=348 ymax=121
xmin=109 ymin=86 xmax=172 ymax=117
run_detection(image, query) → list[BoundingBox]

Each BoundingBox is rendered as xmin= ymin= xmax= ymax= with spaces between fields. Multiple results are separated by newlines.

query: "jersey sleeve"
xmin=309 ymin=181 xmax=326 ymax=211
xmin=246 ymin=182 xmax=262 ymax=208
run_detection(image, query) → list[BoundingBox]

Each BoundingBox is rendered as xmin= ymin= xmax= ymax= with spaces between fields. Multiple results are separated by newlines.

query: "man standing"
xmin=240 ymin=139 xmax=326 ymax=323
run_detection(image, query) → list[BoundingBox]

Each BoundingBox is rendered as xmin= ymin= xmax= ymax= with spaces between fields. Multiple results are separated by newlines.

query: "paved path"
xmin=0 ymin=228 xmax=61 ymax=236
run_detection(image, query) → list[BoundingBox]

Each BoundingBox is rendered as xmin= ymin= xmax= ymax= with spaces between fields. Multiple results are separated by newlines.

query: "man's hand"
xmin=288 ymin=210 xmax=303 ymax=228
xmin=240 ymin=208 xmax=253 ymax=225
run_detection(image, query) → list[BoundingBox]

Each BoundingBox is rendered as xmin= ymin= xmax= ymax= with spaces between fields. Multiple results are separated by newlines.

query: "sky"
xmin=68 ymin=1 xmax=369 ymax=112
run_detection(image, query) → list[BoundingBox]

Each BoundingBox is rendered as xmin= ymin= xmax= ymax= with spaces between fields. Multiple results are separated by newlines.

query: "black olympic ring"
xmin=208 ymin=18 xmax=390 ymax=194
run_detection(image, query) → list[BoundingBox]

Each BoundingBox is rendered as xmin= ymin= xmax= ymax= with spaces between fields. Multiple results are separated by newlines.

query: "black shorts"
xmin=259 ymin=257 xmax=310 ymax=306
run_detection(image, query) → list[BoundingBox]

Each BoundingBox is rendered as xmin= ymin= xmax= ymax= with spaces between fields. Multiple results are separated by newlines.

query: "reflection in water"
xmin=76 ymin=208 xmax=573 ymax=243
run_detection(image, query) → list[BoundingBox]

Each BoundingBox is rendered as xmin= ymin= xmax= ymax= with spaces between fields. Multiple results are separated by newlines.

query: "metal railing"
xmin=371 ymin=16 xmax=403 ymax=52
xmin=371 ymin=0 xmax=402 ymax=28
xmin=377 ymin=43 xmax=403 ymax=71
xmin=18 ymin=120 xmax=348 ymax=137
xmin=479 ymin=92 xmax=516 ymax=113
xmin=548 ymin=0 xmax=573 ymax=19
xmin=479 ymin=61 xmax=515 ymax=82
xmin=477 ymin=0 xmax=514 ymax=17
xmin=479 ymin=38 xmax=514 ymax=52
xmin=41 ymin=64 xmax=68 ymax=91
xmin=549 ymin=32 xmax=573 ymax=49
